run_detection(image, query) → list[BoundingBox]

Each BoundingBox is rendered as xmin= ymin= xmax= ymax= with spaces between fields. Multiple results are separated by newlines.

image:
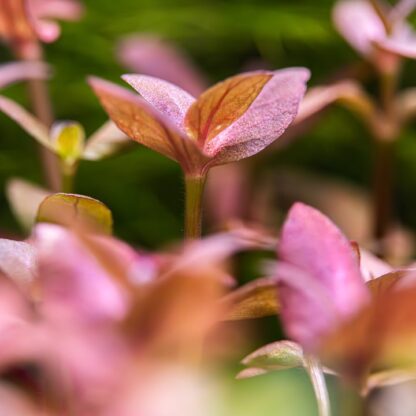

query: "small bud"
xmin=51 ymin=121 xmax=85 ymax=163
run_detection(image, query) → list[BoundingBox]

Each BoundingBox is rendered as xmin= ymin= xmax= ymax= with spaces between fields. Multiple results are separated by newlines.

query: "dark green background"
xmin=1 ymin=0 xmax=416 ymax=249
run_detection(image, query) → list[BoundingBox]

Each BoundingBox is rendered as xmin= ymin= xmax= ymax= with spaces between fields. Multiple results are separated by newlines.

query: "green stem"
xmin=304 ymin=355 xmax=331 ymax=416
xmin=184 ymin=174 xmax=206 ymax=239
xmin=61 ymin=161 xmax=77 ymax=194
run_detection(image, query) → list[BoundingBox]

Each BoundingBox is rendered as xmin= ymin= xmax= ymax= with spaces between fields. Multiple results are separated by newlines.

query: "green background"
xmin=2 ymin=0 xmax=416 ymax=247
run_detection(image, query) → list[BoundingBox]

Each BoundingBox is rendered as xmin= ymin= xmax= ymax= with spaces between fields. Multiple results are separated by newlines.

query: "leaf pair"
xmin=0 ymin=95 xmax=130 ymax=163
xmin=89 ymin=68 xmax=309 ymax=176
xmin=333 ymin=0 xmax=416 ymax=71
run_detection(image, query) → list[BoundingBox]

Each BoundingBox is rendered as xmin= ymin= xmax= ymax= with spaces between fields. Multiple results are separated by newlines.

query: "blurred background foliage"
xmin=1 ymin=0 xmax=416 ymax=247
xmin=2 ymin=1 xmax=411 ymax=413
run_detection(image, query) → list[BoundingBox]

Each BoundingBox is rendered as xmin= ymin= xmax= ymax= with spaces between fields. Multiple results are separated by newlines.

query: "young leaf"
xmin=36 ymin=193 xmax=113 ymax=235
xmin=88 ymin=76 xmax=206 ymax=174
xmin=0 ymin=61 xmax=51 ymax=89
xmin=0 ymin=95 xmax=52 ymax=150
xmin=50 ymin=121 xmax=85 ymax=162
xmin=82 ymin=121 xmax=131 ymax=161
xmin=277 ymin=202 xmax=369 ymax=349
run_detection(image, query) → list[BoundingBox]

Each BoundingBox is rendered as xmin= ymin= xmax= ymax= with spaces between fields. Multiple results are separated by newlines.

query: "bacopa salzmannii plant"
xmin=2 ymin=0 xmax=416 ymax=415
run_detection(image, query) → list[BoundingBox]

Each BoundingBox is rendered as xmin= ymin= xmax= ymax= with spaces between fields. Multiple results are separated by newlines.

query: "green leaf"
xmin=36 ymin=193 xmax=113 ymax=235
xmin=241 ymin=341 xmax=304 ymax=370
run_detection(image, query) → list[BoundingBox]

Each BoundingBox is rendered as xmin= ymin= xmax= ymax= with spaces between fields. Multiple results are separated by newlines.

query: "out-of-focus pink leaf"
xmin=0 ymin=61 xmax=51 ymax=89
xmin=295 ymin=80 xmax=376 ymax=125
xmin=206 ymin=68 xmax=310 ymax=164
xmin=277 ymin=203 xmax=370 ymax=349
xmin=117 ymin=34 xmax=207 ymax=96
xmin=6 ymin=178 xmax=50 ymax=230
xmin=122 ymin=74 xmax=196 ymax=132
xmin=390 ymin=0 xmax=416 ymax=22
xmin=82 ymin=121 xmax=131 ymax=161
xmin=0 ymin=0 xmax=83 ymax=46
xmin=36 ymin=193 xmax=113 ymax=235
xmin=0 ymin=95 xmax=52 ymax=149
xmin=333 ymin=0 xmax=386 ymax=56
xmin=359 ymin=247 xmax=394 ymax=282
xmin=333 ymin=0 xmax=416 ymax=68
xmin=30 ymin=0 xmax=84 ymax=43
xmin=30 ymin=0 xmax=84 ymax=20
xmin=376 ymin=28 xmax=416 ymax=59
xmin=34 ymin=223 xmax=127 ymax=322
xmin=0 ymin=0 xmax=37 ymax=44
xmin=0 ymin=239 xmax=36 ymax=285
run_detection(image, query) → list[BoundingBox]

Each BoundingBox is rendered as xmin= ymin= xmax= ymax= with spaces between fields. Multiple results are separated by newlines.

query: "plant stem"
xmin=60 ymin=161 xmax=77 ymax=194
xmin=184 ymin=174 xmax=206 ymax=239
xmin=372 ymin=139 xmax=395 ymax=250
xmin=372 ymin=71 xmax=398 ymax=256
xmin=26 ymin=76 xmax=61 ymax=192
xmin=16 ymin=42 xmax=61 ymax=191
xmin=304 ymin=355 xmax=331 ymax=416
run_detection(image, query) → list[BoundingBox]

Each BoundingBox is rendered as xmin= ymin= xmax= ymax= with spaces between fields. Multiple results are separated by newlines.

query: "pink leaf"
xmin=207 ymin=68 xmax=310 ymax=164
xmin=0 ymin=61 xmax=51 ymax=89
xmin=117 ymin=34 xmax=207 ymax=96
xmin=0 ymin=95 xmax=51 ymax=149
xmin=333 ymin=0 xmax=386 ymax=56
xmin=0 ymin=239 xmax=36 ymax=285
xmin=34 ymin=224 xmax=128 ymax=323
xmin=277 ymin=203 xmax=369 ymax=349
xmin=122 ymin=74 xmax=196 ymax=133
xmin=89 ymin=76 xmax=206 ymax=174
